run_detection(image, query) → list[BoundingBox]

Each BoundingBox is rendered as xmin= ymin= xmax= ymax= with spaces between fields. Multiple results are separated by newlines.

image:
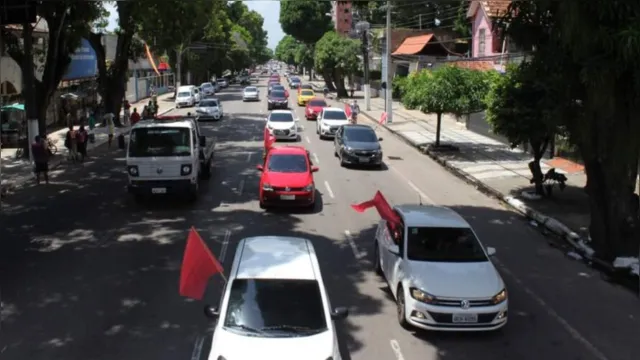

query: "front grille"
xmin=273 ymin=186 xmax=306 ymax=191
xmin=274 ymin=130 xmax=290 ymax=135
xmin=329 ymin=126 xmax=338 ymax=133
xmin=427 ymin=311 xmax=499 ymax=324
xmin=354 ymin=150 xmax=374 ymax=156
xmin=131 ymin=179 xmax=191 ymax=187
xmin=431 ymin=298 xmax=495 ymax=307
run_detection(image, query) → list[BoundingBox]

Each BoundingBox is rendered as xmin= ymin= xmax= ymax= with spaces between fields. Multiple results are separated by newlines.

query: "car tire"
xmin=396 ymin=286 xmax=410 ymax=329
xmin=373 ymin=242 xmax=383 ymax=275
xmin=259 ymin=200 xmax=267 ymax=210
xmin=339 ymin=151 xmax=346 ymax=167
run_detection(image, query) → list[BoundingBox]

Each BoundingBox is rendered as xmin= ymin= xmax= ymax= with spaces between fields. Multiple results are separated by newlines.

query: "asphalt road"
xmin=1 ymin=77 xmax=639 ymax=360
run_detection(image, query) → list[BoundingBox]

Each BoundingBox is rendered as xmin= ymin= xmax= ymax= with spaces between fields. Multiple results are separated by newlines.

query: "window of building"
xmin=478 ymin=28 xmax=486 ymax=56
xmin=344 ymin=8 xmax=349 ymax=13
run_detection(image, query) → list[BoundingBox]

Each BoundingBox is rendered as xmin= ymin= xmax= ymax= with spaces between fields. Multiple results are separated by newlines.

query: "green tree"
xmin=227 ymin=1 xmax=270 ymax=66
xmin=295 ymin=43 xmax=314 ymax=80
xmin=402 ymin=66 xmax=490 ymax=147
xmin=1 ymin=1 xmax=102 ymax=135
xmin=279 ymin=0 xmax=332 ymax=44
xmin=485 ymin=63 xmax=560 ymax=195
xmin=314 ymin=31 xmax=360 ymax=97
xmin=275 ymin=35 xmax=298 ymax=66
xmin=503 ymin=0 xmax=640 ymax=259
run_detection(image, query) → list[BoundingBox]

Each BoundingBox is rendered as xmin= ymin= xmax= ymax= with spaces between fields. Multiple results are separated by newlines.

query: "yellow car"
xmin=297 ymin=89 xmax=316 ymax=106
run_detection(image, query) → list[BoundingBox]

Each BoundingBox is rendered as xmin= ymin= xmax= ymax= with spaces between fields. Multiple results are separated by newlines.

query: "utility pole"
xmin=384 ymin=0 xmax=393 ymax=124
xmin=419 ymin=14 xmax=422 ymax=29
xmin=356 ymin=21 xmax=371 ymax=111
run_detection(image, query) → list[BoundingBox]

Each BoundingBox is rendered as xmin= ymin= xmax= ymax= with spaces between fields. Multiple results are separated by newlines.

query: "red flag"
xmin=345 ymin=103 xmax=352 ymax=118
xmin=379 ymin=112 xmax=387 ymax=124
xmin=179 ymin=227 xmax=224 ymax=300
xmin=263 ymin=126 xmax=275 ymax=151
xmin=351 ymin=191 xmax=402 ymax=226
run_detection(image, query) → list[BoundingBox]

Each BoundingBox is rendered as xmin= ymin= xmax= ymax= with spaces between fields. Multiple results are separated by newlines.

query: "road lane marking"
xmin=390 ymin=340 xmax=405 ymax=360
xmin=312 ymin=152 xmax=320 ymax=164
xmin=324 ymin=180 xmax=334 ymax=198
xmin=305 ymin=136 xmax=311 ymax=143
xmin=190 ymin=335 xmax=205 ymax=360
xmin=389 ymin=165 xmax=435 ymax=204
xmin=492 ymin=257 xmax=610 ymax=360
xmin=246 ymin=152 xmax=252 ymax=163
xmin=344 ymin=230 xmax=366 ymax=259
xmin=237 ymin=179 xmax=245 ymax=196
xmin=219 ymin=230 xmax=232 ymax=262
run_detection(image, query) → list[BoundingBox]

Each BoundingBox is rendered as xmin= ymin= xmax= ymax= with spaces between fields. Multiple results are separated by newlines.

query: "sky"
xmin=104 ymin=1 xmax=284 ymax=50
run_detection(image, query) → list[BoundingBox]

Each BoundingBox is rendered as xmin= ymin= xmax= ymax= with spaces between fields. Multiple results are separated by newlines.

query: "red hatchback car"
xmin=256 ymin=146 xmax=319 ymax=209
xmin=304 ymin=97 xmax=328 ymax=120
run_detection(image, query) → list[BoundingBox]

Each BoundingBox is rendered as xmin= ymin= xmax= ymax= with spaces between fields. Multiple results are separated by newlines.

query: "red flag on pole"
xmin=179 ymin=227 xmax=225 ymax=300
xmin=379 ymin=112 xmax=387 ymax=124
xmin=263 ymin=126 xmax=275 ymax=151
xmin=351 ymin=191 xmax=402 ymax=226
xmin=344 ymin=103 xmax=352 ymax=118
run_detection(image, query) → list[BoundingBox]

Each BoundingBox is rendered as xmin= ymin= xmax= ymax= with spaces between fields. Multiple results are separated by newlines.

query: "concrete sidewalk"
xmin=311 ymin=82 xmax=594 ymax=259
xmin=1 ymin=94 xmax=175 ymax=196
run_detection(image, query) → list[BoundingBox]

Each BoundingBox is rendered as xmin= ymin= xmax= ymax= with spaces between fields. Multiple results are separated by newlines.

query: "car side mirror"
xmin=311 ymin=166 xmax=319 ymax=172
xmin=204 ymin=305 xmax=219 ymax=319
xmin=388 ymin=244 xmax=400 ymax=256
xmin=378 ymin=137 xmax=383 ymax=141
xmin=256 ymin=164 xmax=264 ymax=171
xmin=199 ymin=135 xmax=206 ymax=147
xmin=486 ymin=247 xmax=497 ymax=256
xmin=331 ymin=307 xmax=349 ymax=320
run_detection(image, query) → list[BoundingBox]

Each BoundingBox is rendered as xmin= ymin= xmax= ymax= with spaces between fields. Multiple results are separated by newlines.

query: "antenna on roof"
xmin=417 ymin=192 xmax=423 ymax=206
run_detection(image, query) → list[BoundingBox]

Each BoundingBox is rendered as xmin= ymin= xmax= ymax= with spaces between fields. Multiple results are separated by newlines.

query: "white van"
xmin=175 ymin=85 xmax=200 ymax=108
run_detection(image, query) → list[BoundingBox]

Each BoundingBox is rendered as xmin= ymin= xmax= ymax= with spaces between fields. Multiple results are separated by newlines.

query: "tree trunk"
xmin=334 ymin=68 xmax=348 ymax=98
xmin=322 ymin=68 xmax=335 ymax=91
xmin=435 ymin=113 xmax=442 ymax=147
xmin=529 ymin=139 xmax=549 ymax=195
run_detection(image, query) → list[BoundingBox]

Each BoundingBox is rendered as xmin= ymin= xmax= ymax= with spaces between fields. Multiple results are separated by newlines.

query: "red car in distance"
xmin=269 ymin=74 xmax=280 ymax=83
xmin=304 ymin=98 xmax=328 ymax=120
xmin=256 ymin=146 xmax=318 ymax=210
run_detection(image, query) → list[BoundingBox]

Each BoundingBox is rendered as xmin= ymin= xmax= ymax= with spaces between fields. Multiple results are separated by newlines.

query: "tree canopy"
xmin=314 ymin=31 xmax=361 ymax=96
xmin=279 ymin=0 xmax=332 ymax=44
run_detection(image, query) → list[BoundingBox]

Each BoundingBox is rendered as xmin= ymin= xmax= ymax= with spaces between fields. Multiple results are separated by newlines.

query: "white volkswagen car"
xmin=265 ymin=110 xmax=299 ymax=141
xmin=316 ymin=108 xmax=349 ymax=139
xmin=374 ymin=205 xmax=508 ymax=331
xmin=204 ymin=236 xmax=348 ymax=360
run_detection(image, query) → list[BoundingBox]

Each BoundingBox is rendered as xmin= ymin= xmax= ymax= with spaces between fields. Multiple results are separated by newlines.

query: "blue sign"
xmin=63 ymin=38 xmax=97 ymax=81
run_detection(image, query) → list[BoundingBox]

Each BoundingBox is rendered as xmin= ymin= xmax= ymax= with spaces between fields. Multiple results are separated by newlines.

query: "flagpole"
xmin=219 ymin=272 xmax=228 ymax=283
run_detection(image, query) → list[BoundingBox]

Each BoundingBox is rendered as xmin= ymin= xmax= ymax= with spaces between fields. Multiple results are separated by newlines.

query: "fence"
xmin=126 ymin=73 xmax=175 ymax=103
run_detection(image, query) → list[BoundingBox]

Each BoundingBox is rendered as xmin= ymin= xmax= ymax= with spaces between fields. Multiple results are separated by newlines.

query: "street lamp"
xmin=355 ymin=21 xmax=371 ymax=111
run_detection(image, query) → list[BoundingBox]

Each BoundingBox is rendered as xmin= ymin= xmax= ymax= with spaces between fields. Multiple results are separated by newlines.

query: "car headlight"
xmin=181 ymin=165 xmax=192 ymax=176
xmin=491 ymin=289 xmax=507 ymax=304
xmin=262 ymin=183 xmax=273 ymax=191
xmin=127 ymin=165 xmax=139 ymax=176
xmin=409 ymin=288 xmax=436 ymax=303
xmin=303 ymin=184 xmax=314 ymax=191
xmin=343 ymin=146 xmax=353 ymax=152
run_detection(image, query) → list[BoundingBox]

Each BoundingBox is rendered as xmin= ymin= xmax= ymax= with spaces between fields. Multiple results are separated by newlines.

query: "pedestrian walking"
xmin=65 ymin=125 xmax=78 ymax=162
xmin=31 ymin=135 xmax=49 ymax=184
xmin=105 ymin=113 xmax=115 ymax=148
xmin=77 ymin=125 xmax=88 ymax=161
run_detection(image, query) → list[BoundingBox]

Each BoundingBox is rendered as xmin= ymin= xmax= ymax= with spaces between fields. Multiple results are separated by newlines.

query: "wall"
xmin=471 ymin=6 xmax=495 ymax=58
xmin=334 ymin=1 xmax=352 ymax=35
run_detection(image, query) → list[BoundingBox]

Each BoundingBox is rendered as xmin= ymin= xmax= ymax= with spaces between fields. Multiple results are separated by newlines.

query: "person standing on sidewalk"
xmin=77 ymin=125 xmax=88 ymax=162
xmin=64 ymin=125 xmax=78 ymax=163
xmin=122 ymin=99 xmax=131 ymax=126
xmin=31 ymin=135 xmax=49 ymax=185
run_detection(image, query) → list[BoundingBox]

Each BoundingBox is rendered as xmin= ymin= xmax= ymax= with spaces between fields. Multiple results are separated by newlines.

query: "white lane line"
xmin=218 ymin=230 xmax=232 ymax=262
xmin=323 ymin=180 xmax=334 ymax=198
xmin=390 ymin=340 xmax=405 ymax=360
xmin=190 ymin=335 xmax=205 ymax=360
xmin=344 ymin=230 xmax=366 ymax=259
xmin=389 ymin=165 xmax=435 ymax=204
xmin=237 ymin=179 xmax=245 ymax=196
xmin=312 ymin=152 xmax=320 ymax=164
xmin=305 ymin=135 xmax=311 ymax=143
xmin=492 ymin=257 xmax=610 ymax=360
xmin=246 ymin=152 xmax=252 ymax=163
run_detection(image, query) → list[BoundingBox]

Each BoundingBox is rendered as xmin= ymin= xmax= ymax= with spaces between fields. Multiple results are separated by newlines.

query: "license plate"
xmin=452 ymin=313 xmax=478 ymax=323
xmin=151 ymin=188 xmax=167 ymax=194
xmin=359 ymin=157 xmax=370 ymax=163
xmin=280 ymin=195 xmax=295 ymax=200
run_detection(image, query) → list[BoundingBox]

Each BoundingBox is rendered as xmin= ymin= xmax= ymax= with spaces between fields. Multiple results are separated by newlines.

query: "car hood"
xmin=408 ymin=260 xmax=503 ymax=298
xmin=345 ymin=141 xmax=380 ymax=151
xmin=307 ymin=106 xmax=324 ymax=112
xmin=321 ymin=119 xmax=349 ymax=126
xmin=268 ymin=121 xmax=296 ymax=130
xmin=210 ymin=328 xmax=333 ymax=360
xmin=263 ymin=171 xmax=312 ymax=187
xmin=198 ymin=106 xmax=220 ymax=112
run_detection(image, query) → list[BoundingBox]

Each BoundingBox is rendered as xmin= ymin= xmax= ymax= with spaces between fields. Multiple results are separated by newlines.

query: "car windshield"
xmin=128 ymin=127 xmax=191 ymax=157
xmin=301 ymin=90 xmax=314 ymax=96
xmin=269 ymin=112 xmax=294 ymax=122
xmin=177 ymin=91 xmax=190 ymax=97
xmin=245 ymin=87 xmax=257 ymax=92
xmin=308 ymin=100 xmax=326 ymax=107
xmin=291 ymin=77 xmax=300 ymax=82
xmin=200 ymin=100 xmax=218 ymax=107
xmin=223 ymin=279 xmax=327 ymax=337
xmin=270 ymin=90 xmax=286 ymax=98
xmin=323 ymin=111 xmax=347 ymax=120
xmin=344 ymin=128 xmax=378 ymax=142
xmin=201 ymin=83 xmax=212 ymax=88
xmin=267 ymin=154 xmax=308 ymax=172
xmin=273 ymin=86 xmax=285 ymax=90
xmin=406 ymin=227 xmax=488 ymax=262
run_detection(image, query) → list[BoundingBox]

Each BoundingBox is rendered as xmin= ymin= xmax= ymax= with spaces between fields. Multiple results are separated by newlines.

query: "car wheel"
xmin=339 ymin=151 xmax=346 ymax=167
xmin=259 ymin=200 xmax=267 ymax=210
xmin=373 ymin=242 xmax=383 ymax=275
xmin=396 ymin=286 xmax=410 ymax=329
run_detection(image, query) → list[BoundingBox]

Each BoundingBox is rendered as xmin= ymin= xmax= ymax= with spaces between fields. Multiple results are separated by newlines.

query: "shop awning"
xmin=392 ymin=34 xmax=434 ymax=56
xmin=1 ymin=103 xmax=24 ymax=111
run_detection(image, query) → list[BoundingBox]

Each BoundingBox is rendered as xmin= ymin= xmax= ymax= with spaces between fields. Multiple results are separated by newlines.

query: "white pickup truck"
xmin=122 ymin=116 xmax=215 ymax=202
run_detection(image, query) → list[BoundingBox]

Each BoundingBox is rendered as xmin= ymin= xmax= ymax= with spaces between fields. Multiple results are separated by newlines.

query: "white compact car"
xmin=200 ymin=82 xmax=215 ymax=96
xmin=204 ymin=236 xmax=348 ymax=360
xmin=196 ymin=98 xmax=223 ymax=121
xmin=374 ymin=205 xmax=508 ymax=331
xmin=316 ymin=108 xmax=349 ymax=139
xmin=243 ymin=86 xmax=260 ymax=101
xmin=265 ymin=110 xmax=299 ymax=141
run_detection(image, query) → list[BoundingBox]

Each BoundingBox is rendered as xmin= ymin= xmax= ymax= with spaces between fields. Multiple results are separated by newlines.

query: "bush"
xmin=392 ymin=76 xmax=409 ymax=100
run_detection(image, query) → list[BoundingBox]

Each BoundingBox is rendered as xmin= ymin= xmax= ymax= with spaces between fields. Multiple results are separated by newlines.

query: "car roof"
xmin=269 ymin=145 xmax=308 ymax=155
xmin=343 ymin=124 xmax=374 ymax=131
xmin=323 ymin=107 xmax=346 ymax=113
xmin=307 ymin=97 xmax=327 ymax=103
xmin=236 ymin=236 xmax=317 ymax=280
xmin=201 ymin=82 xmax=212 ymax=86
xmin=270 ymin=109 xmax=293 ymax=115
xmin=132 ymin=119 xmax=193 ymax=129
xmin=394 ymin=205 xmax=470 ymax=228
xmin=301 ymin=84 xmax=313 ymax=88
xmin=272 ymin=84 xmax=285 ymax=87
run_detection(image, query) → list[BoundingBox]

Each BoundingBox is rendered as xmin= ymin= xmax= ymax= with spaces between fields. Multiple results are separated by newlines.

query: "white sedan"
xmin=316 ymin=107 xmax=349 ymax=139
xmin=265 ymin=110 xmax=299 ymax=141
xmin=243 ymin=86 xmax=260 ymax=101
